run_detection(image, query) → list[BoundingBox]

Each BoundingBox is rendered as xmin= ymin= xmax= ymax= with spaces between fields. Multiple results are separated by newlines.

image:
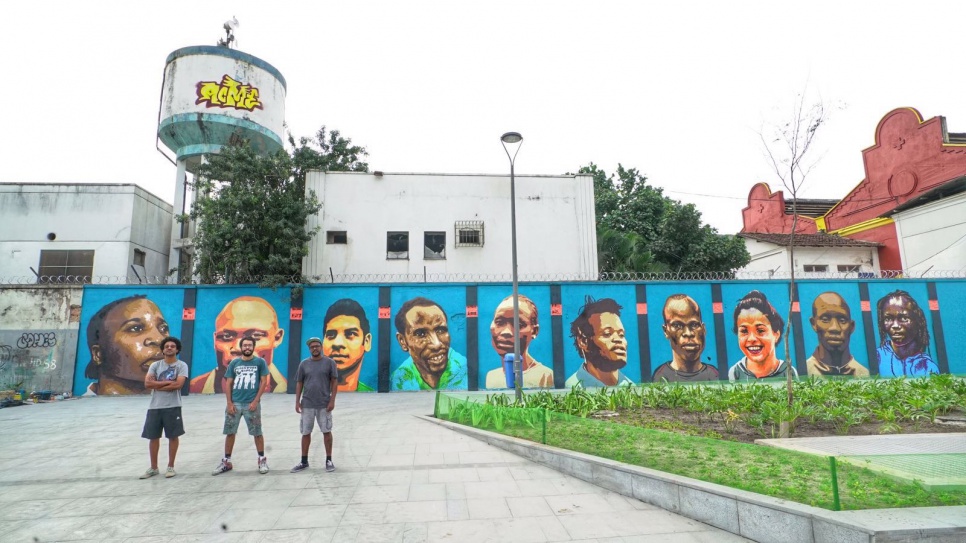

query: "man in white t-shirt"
xmin=139 ymin=337 xmax=189 ymax=479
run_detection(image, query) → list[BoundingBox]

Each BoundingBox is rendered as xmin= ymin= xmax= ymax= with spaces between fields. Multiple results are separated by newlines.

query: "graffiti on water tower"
xmin=195 ymin=75 xmax=263 ymax=111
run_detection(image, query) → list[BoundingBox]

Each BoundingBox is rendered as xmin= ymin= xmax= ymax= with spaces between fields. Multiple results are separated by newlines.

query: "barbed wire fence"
xmin=3 ymin=269 xmax=966 ymax=287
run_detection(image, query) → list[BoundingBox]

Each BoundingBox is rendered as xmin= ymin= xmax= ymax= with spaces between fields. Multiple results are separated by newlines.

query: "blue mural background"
xmin=301 ymin=286 xmax=380 ymax=391
xmin=192 ymin=286 xmax=292 ymax=392
xmin=71 ymin=279 xmax=964 ymax=395
xmin=476 ymin=285 xmax=554 ymax=389
xmin=73 ymin=286 xmax=184 ymax=396
xmin=644 ymin=283 xmax=718 ymax=379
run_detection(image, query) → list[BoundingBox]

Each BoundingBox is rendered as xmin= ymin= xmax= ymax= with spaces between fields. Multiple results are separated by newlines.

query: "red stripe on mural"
xmin=551 ymin=303 xmax=563 ymax=316
xmin=290 ymin=308 xmax=303 ymax=321
xmin=636 ymin=303 xmax=647 ymax=315
xmin=861 ymin=301 xmax=871 ymax=312
xmin=929 ymin=299 xmax=939 ymax=311
xmin=378 ymin=307 xmax=391 ymax=319
xmin=713 ymin=302 xmax=723 ymax=314
xmin=182 ymin=308 xmax=195 ymax=321
xmin=466 ymin=306 xmax=478 ymax=318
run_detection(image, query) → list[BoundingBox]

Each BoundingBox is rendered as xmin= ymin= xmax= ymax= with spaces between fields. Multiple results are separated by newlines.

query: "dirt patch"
xmin=608 ymin=407 xmax=966 ymax=443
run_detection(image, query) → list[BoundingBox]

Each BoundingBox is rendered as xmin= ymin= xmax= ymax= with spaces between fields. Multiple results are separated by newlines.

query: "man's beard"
xmin=588 ymin=352 xmax=626 ymax=373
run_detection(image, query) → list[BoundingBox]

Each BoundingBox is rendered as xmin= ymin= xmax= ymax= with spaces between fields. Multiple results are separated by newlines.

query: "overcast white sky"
xmin=2 ymin=1 xmax=963 ymax=233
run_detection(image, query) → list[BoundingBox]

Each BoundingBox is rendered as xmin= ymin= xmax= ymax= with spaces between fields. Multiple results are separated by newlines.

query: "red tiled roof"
xmin=738 ymin=233 xmax=882 ymax=248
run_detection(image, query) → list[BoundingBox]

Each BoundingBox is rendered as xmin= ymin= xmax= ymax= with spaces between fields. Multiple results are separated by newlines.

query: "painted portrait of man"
xmin=392 ymin=297 xmax=467 ymax=390
xmin=566 ymin=297 xmax=634 ymax=388
xmin=322 ymin=298 xmax=373 ymax=392
xmin=189 ymin=296 xmax=287 ymax=394
xmin=652 ymin=294 xmax=718 ymax=382
xmin=806 ymin=292 xmax=868 ymax=377
xmin=875 ymin=290 xmax=938 ymax=378
xmin=83 ymin=295 xmax=170 ymax=396
xmin=485 ymin=294 xmax=554 ymax=389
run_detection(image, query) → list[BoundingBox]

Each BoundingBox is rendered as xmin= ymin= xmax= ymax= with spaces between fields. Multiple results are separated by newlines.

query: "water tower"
xmin=157 ymin=44 xmax=287 ymax=281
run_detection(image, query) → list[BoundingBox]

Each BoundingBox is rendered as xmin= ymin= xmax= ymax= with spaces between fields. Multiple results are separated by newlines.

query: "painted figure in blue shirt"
xmin=565 ymin=297 xmax=633 ymax=388
xmin=875 ymin=290 xmax=938 ymax=378
xmin=392 ymin=297 xmax=467 ymax=390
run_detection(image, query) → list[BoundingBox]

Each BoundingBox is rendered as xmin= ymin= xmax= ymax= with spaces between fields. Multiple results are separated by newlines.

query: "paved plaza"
xmin=0 ymin=392 xmax=751 ymax=543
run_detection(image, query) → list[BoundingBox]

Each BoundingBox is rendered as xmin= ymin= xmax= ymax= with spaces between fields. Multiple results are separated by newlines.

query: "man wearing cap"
xmin=291 ymin=337 xmax=338 ymax=473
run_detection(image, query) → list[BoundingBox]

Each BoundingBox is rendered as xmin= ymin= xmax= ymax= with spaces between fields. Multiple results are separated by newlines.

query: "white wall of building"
xmin=0 ymin=184 xmax=172 ymax=280
xmin=740 ymin=238 xmax=879 ymax=277
xmin=303 ymin=172 xmax=598 ymax=279
xmin=893 ymin=192 xmax=966 ymax=274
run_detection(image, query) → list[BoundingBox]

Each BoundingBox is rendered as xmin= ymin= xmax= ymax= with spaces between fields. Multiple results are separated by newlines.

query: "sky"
xmin=2 ymin=1 xmax=964 ymax=234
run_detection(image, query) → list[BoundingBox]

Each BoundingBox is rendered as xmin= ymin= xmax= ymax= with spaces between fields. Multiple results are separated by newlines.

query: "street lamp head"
xmin=500 ymin=132 xmax=523 ymax=144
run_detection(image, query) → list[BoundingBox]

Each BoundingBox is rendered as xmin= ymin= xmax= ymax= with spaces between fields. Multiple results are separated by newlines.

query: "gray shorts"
xmin=300 ymin=407 xmax=333 ymax=435
xmin=224 ymin=403 xmax=263 ymax=436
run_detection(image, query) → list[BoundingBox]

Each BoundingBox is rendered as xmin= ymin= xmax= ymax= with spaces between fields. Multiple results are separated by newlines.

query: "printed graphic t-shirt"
xmin=226 ymin=357 xmax=269 ymax=405
xmin=147 ymin=359 xmax=189 ymax=410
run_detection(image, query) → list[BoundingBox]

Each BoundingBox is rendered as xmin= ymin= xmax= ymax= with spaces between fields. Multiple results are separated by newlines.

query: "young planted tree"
xmin=759 ymin=93 xmax=832 ymax=437
xmin=185 ymin=126 xmax=368 ymax=287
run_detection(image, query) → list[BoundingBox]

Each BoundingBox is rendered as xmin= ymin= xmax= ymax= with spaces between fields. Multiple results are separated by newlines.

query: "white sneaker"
xmin=258 ymin=456 xmax=269 ymax=474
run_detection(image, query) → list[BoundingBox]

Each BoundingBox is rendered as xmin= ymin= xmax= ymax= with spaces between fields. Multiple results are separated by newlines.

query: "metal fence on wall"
xmin=3 ymin=269 xmax=966 ymax=286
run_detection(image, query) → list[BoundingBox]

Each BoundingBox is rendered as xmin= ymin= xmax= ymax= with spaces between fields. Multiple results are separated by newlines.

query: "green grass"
xmin=437 ymin=393 xmax=966 ymax=510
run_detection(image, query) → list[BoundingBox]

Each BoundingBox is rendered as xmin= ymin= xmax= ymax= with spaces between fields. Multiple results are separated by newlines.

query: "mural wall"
xmin=71 ymin=280 xmax=964 ymax=396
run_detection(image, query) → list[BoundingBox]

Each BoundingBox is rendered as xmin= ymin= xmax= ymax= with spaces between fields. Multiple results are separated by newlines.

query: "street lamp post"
xmin=500 ymin=131 xmax=524 ymax=403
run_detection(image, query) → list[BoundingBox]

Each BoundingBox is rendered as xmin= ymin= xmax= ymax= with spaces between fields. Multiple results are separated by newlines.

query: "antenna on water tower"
xmin=217 ymin=17 xmax=239 ymax=49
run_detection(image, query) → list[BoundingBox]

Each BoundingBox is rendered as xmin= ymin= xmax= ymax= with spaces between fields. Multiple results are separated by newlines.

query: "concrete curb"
xmin=419 ymin=415 xmax=966 ymax=543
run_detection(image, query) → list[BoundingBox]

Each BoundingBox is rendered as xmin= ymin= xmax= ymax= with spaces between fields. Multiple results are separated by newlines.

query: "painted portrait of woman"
xmin=875 ymin=290 xmax=938 ymax=377
xmin=728 ymin=290 xmax=798 ymax=381
xmin=83 ymin=295 xmax=171 ymax=395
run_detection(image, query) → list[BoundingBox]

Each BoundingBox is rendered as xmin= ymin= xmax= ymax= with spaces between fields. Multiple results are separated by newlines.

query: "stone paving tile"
xmin=0 ymin=392 xmax=756 ymax=542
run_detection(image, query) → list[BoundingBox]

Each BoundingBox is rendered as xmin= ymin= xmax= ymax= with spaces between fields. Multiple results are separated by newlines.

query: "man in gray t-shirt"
xmin=140 ymin=337 xmax=189 ymax=479
xmin=291 ymin=337 xmax=338 ymax=473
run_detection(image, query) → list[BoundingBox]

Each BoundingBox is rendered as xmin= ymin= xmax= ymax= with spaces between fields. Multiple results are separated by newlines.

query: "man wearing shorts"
xmin=140 ymin=336 xmax=189 ymax=479
xmin=212 ymin=336 xmax=270 ymax=475
xmin=291 ymin=337 xmax=338 ymax=473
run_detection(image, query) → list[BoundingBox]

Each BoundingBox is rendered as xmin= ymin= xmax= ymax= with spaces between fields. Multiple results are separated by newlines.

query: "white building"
xmin=737 ymin=233 xmax=881 ymax=278
xmin=890 ymin=179 xmax=966 ymax=275
xmin=303 ymin=171 xmax=598 ymax=280
xmin=0 ymin=183 xmax=173 ymax=282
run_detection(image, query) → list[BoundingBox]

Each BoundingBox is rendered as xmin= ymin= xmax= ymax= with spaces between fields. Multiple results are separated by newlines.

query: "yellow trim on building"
xmin=830 ymin=217 xmax=893 ymax=237
xmin=815 ymin=217 xmax=827 ymax=231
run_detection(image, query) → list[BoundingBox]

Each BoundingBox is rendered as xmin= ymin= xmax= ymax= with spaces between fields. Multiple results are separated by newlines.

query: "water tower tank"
xmin=157 ymin=46 xmax=286 ymax=170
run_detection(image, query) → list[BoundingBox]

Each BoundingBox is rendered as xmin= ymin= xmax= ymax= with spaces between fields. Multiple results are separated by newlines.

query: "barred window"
xmin=455 ymin=220 xmax=484 ymax=247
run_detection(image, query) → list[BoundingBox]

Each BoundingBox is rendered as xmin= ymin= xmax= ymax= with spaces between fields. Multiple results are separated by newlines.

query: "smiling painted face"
xmin=397 ymin=304 xmax=451 ymax=377
xmin=584 ymin=312 xmax=627 ymax=372
xmin=95 ymin=298 xmax=170 ymax=384
xmin=881 ymin=296 xmax=917 ymax=347
xmin=736 ymin=308 xmax=781 ymax=365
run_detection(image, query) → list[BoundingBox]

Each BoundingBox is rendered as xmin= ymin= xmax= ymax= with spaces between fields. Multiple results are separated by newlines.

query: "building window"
xmin=133 ymin=249 xmax=146 ymax=267
xmin=38 ymin=250 xmax=94 ymax=283
xmin=837 ymin=264 xmax=860 ymax=273
xmin=424 ymin=231 xmax=446 ymax=260
xmin=327 ymin=231 xmax=348 ymax=244
xmin=455 ymin=220 xmax=484 ymax=247
xmin=803 ymin=264 xmax=828 ymax=273
xmin=387 ymin=232 xmax=409 ymax=259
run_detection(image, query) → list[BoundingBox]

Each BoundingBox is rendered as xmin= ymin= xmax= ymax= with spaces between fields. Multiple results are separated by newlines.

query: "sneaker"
xmin=211 ymin=459 xmax=233 ymax=476
xmin=258 ymin=456 xmax=269 ymax=474
xmin=165 ymin=467 xmax=177 ymax=478
xmin=325 ymin=459 xmax=335 ymax=472
xmin=290 ymin=462 xmax=309 ymax=473
xmin=140 ymin=468 xmax=159 ymax=479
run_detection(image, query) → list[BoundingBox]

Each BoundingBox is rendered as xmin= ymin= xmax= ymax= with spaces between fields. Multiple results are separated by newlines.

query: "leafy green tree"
xmin=579 ymin=163 xmax=749 ymax=274
xmin=184 ymin=126 xmax=368 ymax=285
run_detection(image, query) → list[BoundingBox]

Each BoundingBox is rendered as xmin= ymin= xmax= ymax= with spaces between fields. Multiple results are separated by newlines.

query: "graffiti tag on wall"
xmin=195 ymin=75 xmax=263 ymax=111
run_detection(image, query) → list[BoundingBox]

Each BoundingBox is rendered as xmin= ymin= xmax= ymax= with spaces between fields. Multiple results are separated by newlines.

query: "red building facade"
xmin=741 ymin=108 xmax=966 ymax=270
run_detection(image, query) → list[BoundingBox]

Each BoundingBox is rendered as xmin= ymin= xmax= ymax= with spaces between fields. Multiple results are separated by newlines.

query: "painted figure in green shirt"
xmin=322 ymin=299 xmax=375 ymax=392
xmin=392 ymin=297 xmax=467 ymax=390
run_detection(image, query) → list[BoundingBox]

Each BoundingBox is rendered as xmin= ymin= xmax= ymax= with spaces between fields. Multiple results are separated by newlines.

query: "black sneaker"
xmin=325 ymin=459 xmax=335 ymax=472
xmin=290 ymin=462 xmax=309 ymax=473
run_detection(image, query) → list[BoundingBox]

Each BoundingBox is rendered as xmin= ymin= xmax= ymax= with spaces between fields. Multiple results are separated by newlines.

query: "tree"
xmin=580 ymin=163 xmax=749 ymax=274
xmin=184 ymin=125 xmax=369 ymax=286
xmin=759 ymin=92 xmax=832 ymax=436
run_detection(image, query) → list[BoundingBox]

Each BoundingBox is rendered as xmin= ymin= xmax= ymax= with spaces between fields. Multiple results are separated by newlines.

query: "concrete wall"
xmin=304 ymin=172 xmax=598 ymax=279
xmin=894 ymin=192 xmax=966 ymax=274
xmin=0 ymin=286 xmax=82 ymax=394
xmin=0 ymin=183 xmax=172 ymax=280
